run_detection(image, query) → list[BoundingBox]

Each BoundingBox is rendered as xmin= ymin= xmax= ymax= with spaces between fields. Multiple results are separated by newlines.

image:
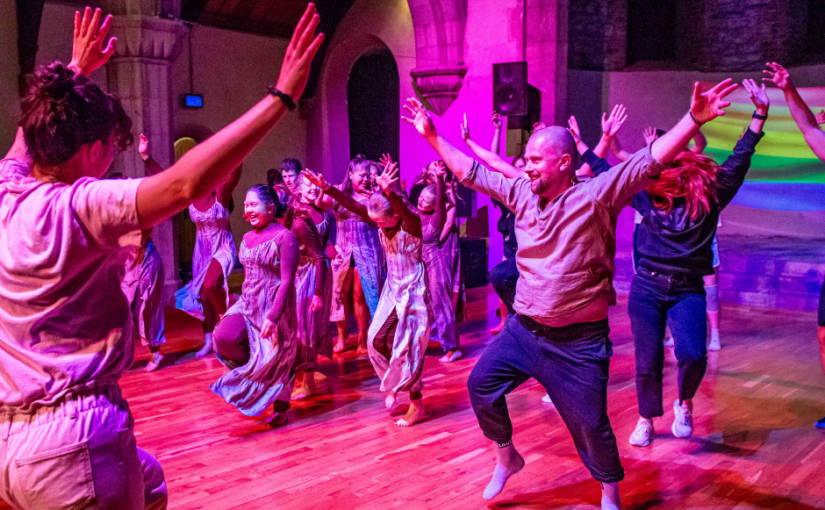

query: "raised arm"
xmin=460 ymin=113 xmax=522 ymax=178
xmin=217 ymin=164 xmax=242 ymax=207
xmin=377 ymin=162 xmax=422 ymax=237
xmin=135 ymin=4 xmax=323 ymax=230
xmin=652 ymin=79 xmax=738 ymax=164
xmin=137 ymin=134 xmax=165 ymax=176
xmin=303 ymin=169 xmax=374 ymax=225
xmin=597 ymin=105 xmax=628 ymax=160
xmin=567 ymin=115 xmax=594 ymax=178
xmin=763 ymin=62 xmax=825 ymax=162
xmin=403 ymin=98 xmax=474 ymax=181
xmin=689 ymin=130 xmax=707 ymax=154
xmin=6 ymin=7 xmax=116 ymax=162
xmin=432 ymin=162 xmax=448 ymax=234
xmin=262 ymin=231 xmax=299 ymax=338
xmin=491 ymin=111 xmax=502 ymax=154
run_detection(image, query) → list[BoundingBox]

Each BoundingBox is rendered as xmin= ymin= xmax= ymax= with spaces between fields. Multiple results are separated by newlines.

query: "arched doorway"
xmin=174 ymin=137 xmax=198 ymax=283
xmin=347 ymin=49 xmax=399 ymax=162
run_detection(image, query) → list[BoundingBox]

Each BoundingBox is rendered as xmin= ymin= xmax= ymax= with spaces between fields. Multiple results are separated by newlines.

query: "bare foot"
xmin=264 ymin=412 xmax=288 ymax=428
xmin=356 ymin=340 xmax=368 ymax=356
xmin=438 ymin=349 xmax=463 ymax=363
xmin=333 ymin=337 xmax=347 ymax=353
xmin=291 ymin=377 xmax=316 ymax=401
xmin=489 ymin=322 xmax=505 ymax=335
xmin=483 ymin=443 xmax=525 ymax=500
xmin=195 ymin=335 xmax=213 ymax=358
xmin=395 ymin=399 xmax=424 ymax=427
xmin=144 ymin=352 xmax=164 ymax=372
xmin=313 ymin=371 xmax=327 ymax=382
xmin=385 ymin=392 xmax=397 ymax=410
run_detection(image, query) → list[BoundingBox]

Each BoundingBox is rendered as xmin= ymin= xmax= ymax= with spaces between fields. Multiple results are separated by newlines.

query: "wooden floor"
xmin=12 ymin=286 xmax=825 ymax=509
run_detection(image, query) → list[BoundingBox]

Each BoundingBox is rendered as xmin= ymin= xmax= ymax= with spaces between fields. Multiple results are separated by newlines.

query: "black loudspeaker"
xmin=460 ymin=238 xmax=489 ymax=289
xmin=493 ymin=62 xmax=528 ymax=116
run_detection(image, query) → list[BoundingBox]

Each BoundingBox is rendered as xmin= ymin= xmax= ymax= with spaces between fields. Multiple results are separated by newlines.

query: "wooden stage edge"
xmin=7 ymin=286 xmax=825 ymax=509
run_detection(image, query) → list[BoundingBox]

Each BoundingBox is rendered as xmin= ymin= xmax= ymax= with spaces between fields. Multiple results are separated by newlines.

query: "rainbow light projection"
xmin=699 ymin=83 xmax=825 ymax=211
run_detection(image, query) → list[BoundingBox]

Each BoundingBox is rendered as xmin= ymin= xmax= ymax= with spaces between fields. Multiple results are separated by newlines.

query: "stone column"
xmin=525 ymin=0 xmax=569 ymax=126
xmin=105 ymin=8 xmax=186 ymax=303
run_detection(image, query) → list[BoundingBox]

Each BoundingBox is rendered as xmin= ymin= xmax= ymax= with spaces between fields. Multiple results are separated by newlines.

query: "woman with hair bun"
xmin=317 ymin=155 xmax=387 ymax=354
xmin=304 ymin=164 xmax=430 ymax=427
xmin=0 ymin=4 xmax=323 ymax=507
xmin=210 ymin=184 xmax=300 ymax=426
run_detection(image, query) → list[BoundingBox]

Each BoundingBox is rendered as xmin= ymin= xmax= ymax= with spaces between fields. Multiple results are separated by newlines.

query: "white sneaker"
xmin=672 ymin=399 xmax=693 ymax=438
xmin=541 ymin=393 xmax=552 ymax=403
xmin=663 ymin=335 xmax=674 ymax=347
xmin=707 ymin=332 xmax=721 ymax=351
xmin=628 ymin=417 xmax=654 ymax=447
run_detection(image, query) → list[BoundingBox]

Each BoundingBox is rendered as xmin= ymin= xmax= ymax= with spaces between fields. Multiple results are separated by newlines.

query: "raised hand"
xmin=460 ymin=113 xmax=471 ymax=142
xmin=431 ymin=160 xmax=447 ymax=180
xmin=378 ymin=153 xmax=393 ymax=169
xmin=763 ymin=62 xmax=792 ymax=91
xmin=402 ymin=97 xmax=437 ymax=140
xmin=690 ymin=79 xmax=738 ymax=124
xmin=816 ymin=110 xmax=825 ymax=125
xmin=601 ymin=104 xmax=628 ymax=137
xmin=274 ymin=4 xmax=324 ymax=101
xmin=491 ymin=111 xmax=502 ymax=130
xmin=69 ymin=7 xmax=117 ymax=77
xmin=376 ymin=162 xmax=399 ymax=194
xmin=567 ymin=116 xmax=582 ymax=144
xmin=643 ymin=127 xmax=658 ymax=145
xmin=138 ymin=134 xmax=149 ymax=157
xmin=743 ymin=78 xmax=769 ymax=113
xmin=302 ymin=169 xmax=328 ymax=190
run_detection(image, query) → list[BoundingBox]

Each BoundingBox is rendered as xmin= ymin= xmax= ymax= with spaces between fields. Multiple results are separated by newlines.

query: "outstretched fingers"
xmin=79 ymin=6 xmax=92 ymax=39
xmin=289 ymin=3 xmax=317 ymax=55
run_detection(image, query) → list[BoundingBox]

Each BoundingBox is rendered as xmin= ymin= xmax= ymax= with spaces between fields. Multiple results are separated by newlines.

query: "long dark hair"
xmin=248 ymin=183 xmax=289 ymax=221
xmin=20 ymin=62 xmax=132 ymax=170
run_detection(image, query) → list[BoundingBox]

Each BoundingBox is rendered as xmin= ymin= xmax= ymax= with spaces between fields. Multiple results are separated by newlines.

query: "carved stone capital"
xmin=110 ymin=16 xmax=186 ymax=62
xmin=411 ymin=66 xmax=467 ymax=116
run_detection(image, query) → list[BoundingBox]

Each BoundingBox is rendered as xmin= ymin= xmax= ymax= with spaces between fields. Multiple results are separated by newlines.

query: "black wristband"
xmin=689 ymin=111 xmax=704 ymax=126
xmin=267 ymin=86 xmax=296 ymax=111
xmin=752 ymin=111 xmax=768 ymax=120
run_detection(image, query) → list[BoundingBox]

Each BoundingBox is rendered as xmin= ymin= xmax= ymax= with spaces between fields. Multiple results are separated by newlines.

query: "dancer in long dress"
xmin=122 ymin=134 xmax=167 ymax=372
xmin=0 ymin=3 xmax=323 ymax=506
xmin=305 ymin=164 xmax=430 ymax=427
xmin=211 ymin=185 xmax=300 ymax=426
xmin=175 ymin=163 xmax=242 ymax=358
xmin=404 ymin=77 xmax=736 ymax=508
xmin=318 ymin=155 xmax=387 ymax=354
xmin=291 ymin=172 xmax=334 ymax=399
xmin=417 ymin=161 xmax=461 ymax=362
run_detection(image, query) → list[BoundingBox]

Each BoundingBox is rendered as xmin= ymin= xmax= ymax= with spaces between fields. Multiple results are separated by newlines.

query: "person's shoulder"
xmin=0 ymin=158 xmax=33 ymax=180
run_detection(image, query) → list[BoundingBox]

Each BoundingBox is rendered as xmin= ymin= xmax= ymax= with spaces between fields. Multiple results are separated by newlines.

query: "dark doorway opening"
xmin=347 ymin=50 xmax=399 ymax=162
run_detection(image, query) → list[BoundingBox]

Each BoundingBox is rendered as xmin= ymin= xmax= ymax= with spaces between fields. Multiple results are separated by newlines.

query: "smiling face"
xmin=523 ymin=127 xmax=575 ymax=197
xmin=350 ymin=165 xmax=372 ymax=194
xmin=243 ymin=189 xmax=274 ymax=229
xmin=297 ymin=176 xmax=320 ymax=203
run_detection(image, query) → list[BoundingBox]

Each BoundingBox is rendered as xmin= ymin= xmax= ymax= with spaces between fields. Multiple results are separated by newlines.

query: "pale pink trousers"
xmin=0 ymin=385 xmax=166 ymax=509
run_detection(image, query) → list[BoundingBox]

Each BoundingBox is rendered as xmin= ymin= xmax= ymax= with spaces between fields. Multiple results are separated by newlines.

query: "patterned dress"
xmin=121 ymin=239 xmax=166 ymax=347
xmin=175 ymin=199 xmax=236 ymax=320
xmin=211 ymin=229 xmax=298 ymax=416
xmin=422 ymin=217 xmax=459 ymax=351
xmin=330 ymin=192 xmax=386 ymax=320
xmin=367 ymin=228 xmax=430 ymax=393
xmin=293 ymin=214 xmax=333 ymax=371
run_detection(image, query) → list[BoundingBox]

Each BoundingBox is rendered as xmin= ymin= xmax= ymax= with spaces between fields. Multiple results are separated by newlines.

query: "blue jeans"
xmin=629 ymin=266 xmax=708 ymax=419
xmin=490 ymin=257 xmax=518 ymax=314
xmin=467 ymin=314 xmax=624 ymax=483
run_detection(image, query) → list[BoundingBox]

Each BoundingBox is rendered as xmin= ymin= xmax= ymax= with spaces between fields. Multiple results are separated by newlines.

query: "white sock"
xmin=710 ymin=329 xmax=719 ymax=343
xmin=204 ymin=332 xmax=213 ymax=343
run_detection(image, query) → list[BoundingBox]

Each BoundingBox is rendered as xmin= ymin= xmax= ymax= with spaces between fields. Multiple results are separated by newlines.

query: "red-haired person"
xmin=763 ymin=62 xmax=825 ymax=430
xmin=581 ymin=79 xmax=768 ymax=448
